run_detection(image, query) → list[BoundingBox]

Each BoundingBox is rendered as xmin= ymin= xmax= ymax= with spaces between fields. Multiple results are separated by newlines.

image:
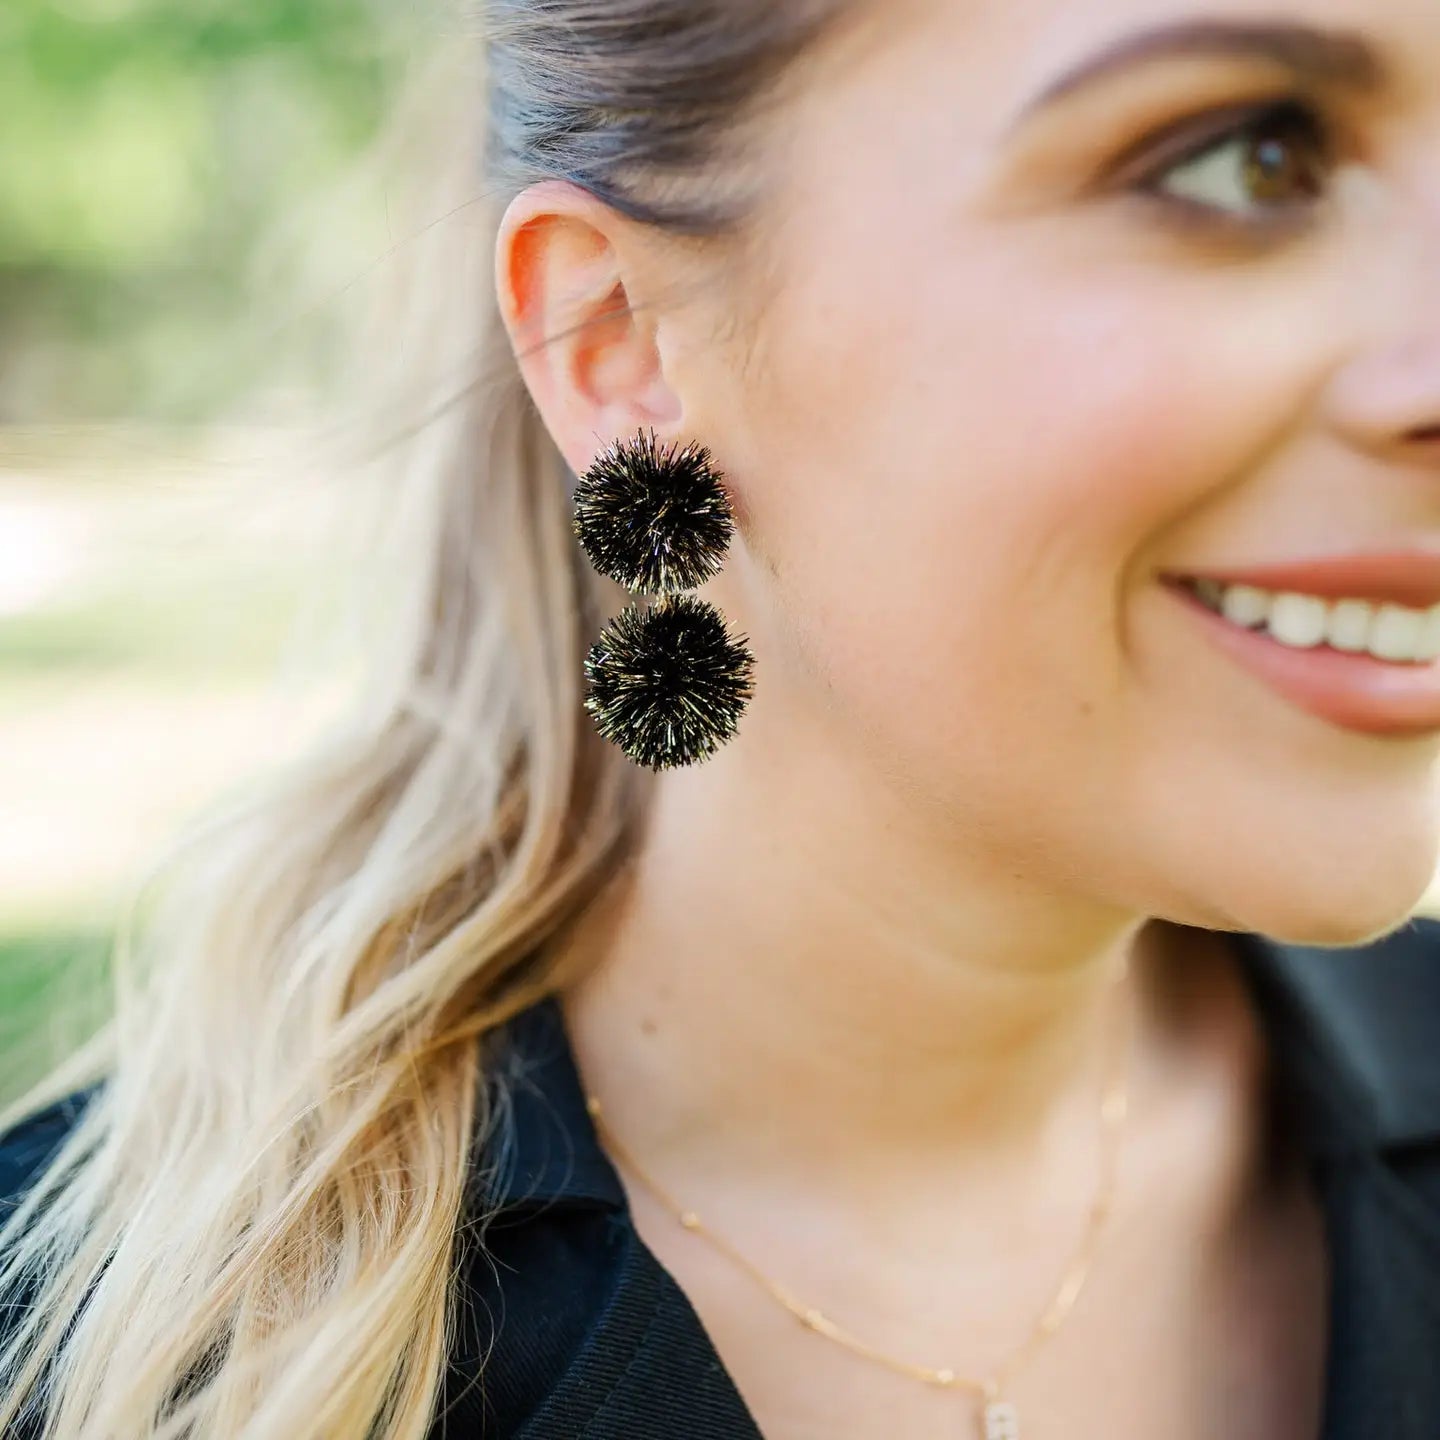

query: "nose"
xmin=1322 ymin=176 xmax=1440 ymax=469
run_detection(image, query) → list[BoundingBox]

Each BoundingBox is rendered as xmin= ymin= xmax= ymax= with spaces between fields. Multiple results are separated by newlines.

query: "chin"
xmin=1204 ymin=861 xmax=1439 ymax=949
xmin=1152 ymin=811 xmax=1438 ymax=947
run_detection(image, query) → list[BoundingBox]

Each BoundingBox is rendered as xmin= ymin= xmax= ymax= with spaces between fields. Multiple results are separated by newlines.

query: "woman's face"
xmin=657 ymin=0 xmax=1440 ymax=943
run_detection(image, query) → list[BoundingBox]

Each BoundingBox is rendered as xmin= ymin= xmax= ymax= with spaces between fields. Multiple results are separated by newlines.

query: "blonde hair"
xmin=0 ymin=2 xmax=850 ymax=1435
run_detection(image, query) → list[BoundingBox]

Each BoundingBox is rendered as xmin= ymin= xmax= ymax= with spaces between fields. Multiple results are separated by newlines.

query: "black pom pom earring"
xmin=573 ymin=427 xmax=757 ymax=771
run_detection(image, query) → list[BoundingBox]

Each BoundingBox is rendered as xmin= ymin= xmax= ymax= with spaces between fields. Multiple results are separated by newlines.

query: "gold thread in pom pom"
xmin=583 ymin=593 xmax=756 ymax=770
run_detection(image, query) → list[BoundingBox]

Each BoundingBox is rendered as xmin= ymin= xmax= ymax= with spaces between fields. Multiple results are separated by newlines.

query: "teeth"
xmin=1371 ymin=604 xmax=1425 ymax=662
xmin=1267 ymin=593 xmax=1329 ymax=648
xmin=1327 ymin=599 xmax=1374 ymax=653
xmin=1219 ymin=583 xmax=1271 ymax=628
xmin=1187 ymin=579 xmax=1440 ymax=664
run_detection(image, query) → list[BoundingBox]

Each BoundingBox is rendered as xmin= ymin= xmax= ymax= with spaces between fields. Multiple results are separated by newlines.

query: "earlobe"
xmin=494 ymin=181 xmax=682 ymax=475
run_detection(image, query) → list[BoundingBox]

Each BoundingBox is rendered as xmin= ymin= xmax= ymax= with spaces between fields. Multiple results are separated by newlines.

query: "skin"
xmin=495 ymin=0 xmax=1439 ymax=1433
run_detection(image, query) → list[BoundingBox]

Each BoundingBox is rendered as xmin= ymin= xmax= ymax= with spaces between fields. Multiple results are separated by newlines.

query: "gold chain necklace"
xmin=584 ymin=958 xmax=1135 ymax=1440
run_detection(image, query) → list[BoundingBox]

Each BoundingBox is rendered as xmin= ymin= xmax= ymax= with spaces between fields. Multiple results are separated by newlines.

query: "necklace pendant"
xmin=981 ymin=1398 xmax=1020 ymax=1440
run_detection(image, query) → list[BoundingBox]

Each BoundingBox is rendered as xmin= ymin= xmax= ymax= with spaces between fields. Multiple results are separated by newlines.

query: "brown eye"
xmin=1134 ymin=98 xmax=1336 ymax=230
xmin=1238 ymin=102 xmax=1332 ymax=203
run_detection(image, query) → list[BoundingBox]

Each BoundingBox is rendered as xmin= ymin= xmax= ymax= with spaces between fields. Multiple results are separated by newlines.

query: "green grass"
xmin=0 ymin=927 xmax=110 ymax=1012
xmin=0 ymin=926 xmax=113 ymax=1104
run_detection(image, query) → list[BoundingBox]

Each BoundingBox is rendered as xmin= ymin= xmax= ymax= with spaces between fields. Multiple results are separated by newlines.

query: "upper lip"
xmin=1167 ymin=549 xmax=1440 ymax=610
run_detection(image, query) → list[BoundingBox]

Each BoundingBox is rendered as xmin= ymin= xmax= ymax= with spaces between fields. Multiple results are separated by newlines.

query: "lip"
xmin=1164 ymin=579 xmax=1440 ymax=738
xmin=1168 ymin=549 xmax=1440 ymax=609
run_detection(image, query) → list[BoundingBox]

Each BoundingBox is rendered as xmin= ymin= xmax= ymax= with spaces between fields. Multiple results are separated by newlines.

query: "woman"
xmin=3 ymin=0 xmax=1440 ymax=1435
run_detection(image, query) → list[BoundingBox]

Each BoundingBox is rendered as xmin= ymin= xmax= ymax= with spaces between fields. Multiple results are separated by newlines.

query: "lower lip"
xmin=1165 ymin=580 xmax=1440 ymax=738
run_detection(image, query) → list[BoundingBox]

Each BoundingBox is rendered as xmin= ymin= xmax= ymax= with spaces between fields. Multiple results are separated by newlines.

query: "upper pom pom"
xmin=573 ymin=427 xmax=736 ymax=594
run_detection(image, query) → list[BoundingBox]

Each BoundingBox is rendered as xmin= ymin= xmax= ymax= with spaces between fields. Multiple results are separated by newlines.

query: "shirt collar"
xmin=477 ymin=920 xmax=1440 ymax=1212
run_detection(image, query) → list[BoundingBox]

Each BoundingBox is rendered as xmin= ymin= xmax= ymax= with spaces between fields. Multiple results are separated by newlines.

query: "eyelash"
xmin=1120 ymin=96 xmax=1339 ymax=238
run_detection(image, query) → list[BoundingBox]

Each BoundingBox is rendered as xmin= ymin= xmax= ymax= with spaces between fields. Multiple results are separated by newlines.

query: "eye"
xmin=1125 ymin=97 xmax=1338 ymax=233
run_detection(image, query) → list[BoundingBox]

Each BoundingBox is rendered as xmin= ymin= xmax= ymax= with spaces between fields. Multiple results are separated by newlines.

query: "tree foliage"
xmin=1 ymin=0 xmax=414 ymax=420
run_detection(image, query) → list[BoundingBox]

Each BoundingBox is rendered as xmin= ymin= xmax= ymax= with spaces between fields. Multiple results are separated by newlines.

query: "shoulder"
xmin=1269 ymin=915 xmax=1440 ymax=1242
xmin=0 ymin=1087 xmax=96 ymax=1214
xmin=1274 ymin=912 xmax=1440 ymax=1150
xmin=435 ymin=1000 xmax=639 ymax=1437
xmin=0 ymin=1087 xmax=98 ymax=1438
xmin=0 ymin=1088 xmax=98 ymax=1335
xmin=1357 ymin=914 xmax=1440 ymax=1193
xmin=441 ymin=1198 xmax=633 ymax=1435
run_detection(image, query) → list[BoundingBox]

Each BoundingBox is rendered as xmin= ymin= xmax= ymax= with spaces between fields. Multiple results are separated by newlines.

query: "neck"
xmin=555 ymin=723 xmax=1248 ymax=1207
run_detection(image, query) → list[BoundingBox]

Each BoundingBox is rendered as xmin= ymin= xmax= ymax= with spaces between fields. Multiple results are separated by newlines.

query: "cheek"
xmin=742 ymin=256 xmax=1269 ymax=752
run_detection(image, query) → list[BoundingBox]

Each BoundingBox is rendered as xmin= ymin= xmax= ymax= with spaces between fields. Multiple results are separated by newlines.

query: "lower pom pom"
xmin=583 ymin=593 xmax=756 ymax=771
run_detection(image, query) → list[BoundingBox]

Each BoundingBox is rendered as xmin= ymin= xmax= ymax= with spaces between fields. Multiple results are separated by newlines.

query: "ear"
xmin=494 ymin=179 xmax=684 ymax=476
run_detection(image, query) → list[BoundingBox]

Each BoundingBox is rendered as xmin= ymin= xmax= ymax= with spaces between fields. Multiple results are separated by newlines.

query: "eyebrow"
xmin=1008 ymin=18 xmax=1391 ymax=130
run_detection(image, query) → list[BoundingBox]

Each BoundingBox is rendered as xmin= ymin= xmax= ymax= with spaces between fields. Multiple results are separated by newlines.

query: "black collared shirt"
xmin=435 ymin=923 xmax=1440 ymax=1439
xmin=4 ymin=923 xmax=1440 ymax=1438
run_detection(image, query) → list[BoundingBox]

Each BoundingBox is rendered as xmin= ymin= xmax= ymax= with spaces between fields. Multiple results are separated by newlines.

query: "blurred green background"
xmin=1 ymin=0 xmax=417 ymax=1099
xmin=2 ymin=0 xmax=416 ymax=423
xmin=6 ymin=2 xmax=1440 ymax=1108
